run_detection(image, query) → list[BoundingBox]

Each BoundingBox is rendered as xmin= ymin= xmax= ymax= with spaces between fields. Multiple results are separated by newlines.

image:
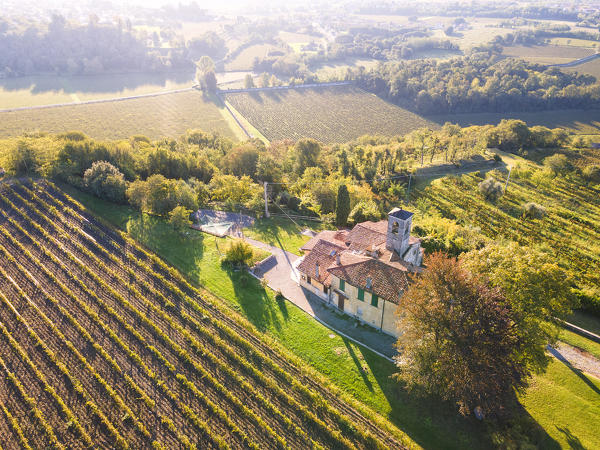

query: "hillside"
xmin=411 ymin=166 xmax=600 ymax=300
xmin=0 ymin=179 xmax=405 ymax=448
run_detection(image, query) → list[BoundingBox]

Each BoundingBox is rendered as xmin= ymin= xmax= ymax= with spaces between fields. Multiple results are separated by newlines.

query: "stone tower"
xmin=385 ymin=207 xmax=414 ymax=258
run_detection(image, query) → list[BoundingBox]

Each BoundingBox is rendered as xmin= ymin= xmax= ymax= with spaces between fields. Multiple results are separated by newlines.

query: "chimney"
xmin=336 ymin=253 xmax=341 ymax=265
xmin=366 ymin=277 xmax=372 ymax=289
xmin=315 ymin=262 xmax=320 ymax=278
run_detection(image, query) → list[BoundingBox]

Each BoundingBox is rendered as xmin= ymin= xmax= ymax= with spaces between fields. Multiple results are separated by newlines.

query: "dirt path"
xmin=548 ymin=342 xmax=600 ymax=379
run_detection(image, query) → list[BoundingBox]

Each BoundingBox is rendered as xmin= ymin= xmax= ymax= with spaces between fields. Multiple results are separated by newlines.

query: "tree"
xmin=395 ymin=252 xmax=528 ymax=417
xmin=335 ymin=184 xmax=351 ymax=227
xmin=478 ymin=178 xmax=503 ymax=202
xmin=83 ymin=161 xmax=127 ymax=203
xmin=223 ymin=240 xmax=253 ymax=267
xmin=292 ymin=138 xmax=321 ymax=175
xmin=6 ymin=141 xmax=40 ymax=176
xmin=460 ymin=242 xmax=576 ymax=374
xmin=521 ymin=202 xmax=547 ymax=219
xmin=543 ymin=153 xmax=571 ymax=175
xmin=582 ymin=165 xmax=600 ymax=183
xmin=244 ymin=74 xmax=255 ymax=89
xmin=259 ymin=72 xmax=270 ymax=88
xmin=348 ymin=200 xmax=380 ymax=224
xmin=169 ymin=206 xmax=192 ymax=232
xmin=195 ymin=56 xmax=217 ymax=92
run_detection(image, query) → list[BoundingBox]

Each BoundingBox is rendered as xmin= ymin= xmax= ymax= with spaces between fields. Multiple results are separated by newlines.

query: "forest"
xmin=356 ymin=55 xmax=600 ymax=114
xmin=0 ymin=15 xmax=230 ymax=78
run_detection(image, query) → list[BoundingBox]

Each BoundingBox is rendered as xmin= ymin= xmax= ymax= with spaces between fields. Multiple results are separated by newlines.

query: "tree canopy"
xmin=395 ymin=252 xmax=528 ymax=417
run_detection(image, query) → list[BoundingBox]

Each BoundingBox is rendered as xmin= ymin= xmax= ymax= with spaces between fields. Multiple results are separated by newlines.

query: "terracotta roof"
xmin=301 ymin=230 xmax=348 ymax=251
xmin=297 ymin=240 xmax=345 ymax=285
xmin=327 ymin=259 xmax=410 ymax=305
xmin=358 ymin=220 xmax=388 ymax=234
xmin=344 ymin=222 xmax=387 ymax=251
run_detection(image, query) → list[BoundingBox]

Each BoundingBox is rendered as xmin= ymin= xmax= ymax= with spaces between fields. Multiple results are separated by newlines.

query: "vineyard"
xmin=0 ymin=91 xmax=244 ymax=141
xmin=413 ymin=170 xmax=600 ymax=296
xmin=224 ymin=85 xmax=437 ymax=143
xmin=0 ymin=179 xmax=404 ymax=449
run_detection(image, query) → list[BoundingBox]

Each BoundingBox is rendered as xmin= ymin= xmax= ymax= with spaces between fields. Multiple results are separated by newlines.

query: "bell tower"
xmin=386 ymin=208 xmax=414 ymax=258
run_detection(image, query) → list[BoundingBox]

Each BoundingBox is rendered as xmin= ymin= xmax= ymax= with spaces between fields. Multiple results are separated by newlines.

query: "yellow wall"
xmin=332 ymin=275 xmax=399 ymax=336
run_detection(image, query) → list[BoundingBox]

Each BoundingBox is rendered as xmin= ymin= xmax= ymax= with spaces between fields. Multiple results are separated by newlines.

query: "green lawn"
xmin=244 ymin=216 xmax=327 ymax=255
xmin=519 ymin=358 xmax=600 ymax=449
xmin=559 ymin=329 xmax=600 ymax=360
xmin=62 ymin=184 xmax=600 ymax=450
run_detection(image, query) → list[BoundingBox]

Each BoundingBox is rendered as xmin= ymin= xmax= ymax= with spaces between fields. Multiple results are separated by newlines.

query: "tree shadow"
xmin=356 ymin=345 xmax=560 ymax=449
xmin=342 ymin=338 xmax=374 ymax=392
xmin=548 ymin=346 xmax=600 ymax=396
xmin=229 ymin=268 xmax=283 ymax=333
xmin=556 ymin=427 xmax=586 ymax=450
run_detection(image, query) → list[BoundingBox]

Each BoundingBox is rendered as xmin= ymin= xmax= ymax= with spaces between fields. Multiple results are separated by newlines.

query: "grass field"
xmin=501 ymin=45 xmax=595 ymax=65
xmin=0 ymin=72 xmax=195 ymax=109
xmin=0 ymin=90 xmax=245 ymax=141
xmin=428 ymin=109 xmax=600 ymax=135
xmin=224 ymin=85 xmax=438 ymax=143
xmin=244 ymin=216 xmax=328 ymax=255
xmin=0 ymin=178 xmax=412 ymax=448
xmin=310 ymin=58 xmax=382 ymax=80
xmin=225 ymin=44 xmax=284 ymax=71
xmin=65 ymin=181 xmax=600 ymax=449
xmin=565 ymin=57 xmax=600 ymax=79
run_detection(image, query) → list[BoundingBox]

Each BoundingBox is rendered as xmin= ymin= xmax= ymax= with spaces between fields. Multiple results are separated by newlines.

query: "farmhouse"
xmin=296 ymin=208 xmax=423 ymax=336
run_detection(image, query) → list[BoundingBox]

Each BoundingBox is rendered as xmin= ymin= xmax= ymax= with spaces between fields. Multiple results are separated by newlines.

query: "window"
xmin=358 ymin=288 xmax=364 ymax=301
xmin=307 ymin=276 xmax=311 ymax=285
xmin=339 ymin=279 xmax=345 ymax=291
xmin=371 ymin=294 xmax=379 ymax=307
xmin=391 ymin=221 xmax=399 ymax=234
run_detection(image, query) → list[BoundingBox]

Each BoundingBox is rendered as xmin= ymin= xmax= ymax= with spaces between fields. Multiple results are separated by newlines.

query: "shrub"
xmin=582 ymin=165 xmax=600 ymax=183
xmin=348 ymin=200 xmax=381 ymax=224
xmin=478 ymin=178 xmax=504 ymax=202
xmin=83 ymin=161 xmax=127 ymax=203
xmin=521 ymin=202 xmax=547 ymax=219
xmin=543 ymin=154 xmax=571 ymax=175
xmin=223 ymin=240 xmax=254 ymax=267
xmin=6 ymin=140 xmax=40 ymax=176
xmin=169 ymin=206 xmax=193 ymax=232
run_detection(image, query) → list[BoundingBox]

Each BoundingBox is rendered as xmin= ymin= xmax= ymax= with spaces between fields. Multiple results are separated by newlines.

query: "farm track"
xmin=0 ymin=179 xmax=405 ymax=449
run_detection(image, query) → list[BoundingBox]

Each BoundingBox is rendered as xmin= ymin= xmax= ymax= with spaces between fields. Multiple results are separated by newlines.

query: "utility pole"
xmin=263 ymin=181 xmax=270 ymax=218
xmin=504 ymin=167 xmax=512 ymax=193
xmin=406 ymin=173 xmax=412 ymax=201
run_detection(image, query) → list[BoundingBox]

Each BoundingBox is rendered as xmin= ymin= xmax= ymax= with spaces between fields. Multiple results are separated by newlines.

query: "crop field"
xmin=0 ymin=90 xmax=245 ymax=141
xmin=0 ymin=73 xmax=195 ymax=109
xmin=565 ymin=58 xmax=600 ymax=80
xmin=427 ymin=109 xmax=600 ymax=135
xmin=225 ymin=44 xmax=285 ymax=71
xmin=501 ymin=45 xmax=595 ymax=65
xmin=0 ymin=179 xmax=404 ymax=449
xmin=224 ymin=85 xmax=437 ymax=143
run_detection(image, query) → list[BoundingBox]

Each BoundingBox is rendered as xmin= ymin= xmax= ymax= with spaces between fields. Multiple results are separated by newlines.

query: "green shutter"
xmin=371 ymin=294 xmax=378 ymax=307
xmin=358 ymin=288 xmax=364 ymax=301
xmin=339 ymin=279 xmax=345 ymax=291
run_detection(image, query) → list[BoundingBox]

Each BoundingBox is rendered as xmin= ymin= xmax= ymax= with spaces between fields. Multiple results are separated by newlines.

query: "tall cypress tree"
xmin=335 ymin=184 xmax=350 ymax=227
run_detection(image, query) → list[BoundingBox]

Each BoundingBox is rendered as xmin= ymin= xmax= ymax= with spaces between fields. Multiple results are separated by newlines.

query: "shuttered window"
xmin=339 ymin=279 xmax=345 ymax=291
xmin=357 ymin=288 xmax=364 ymax=301
xmin=371 ymin=294 xmax=379 ymax=308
